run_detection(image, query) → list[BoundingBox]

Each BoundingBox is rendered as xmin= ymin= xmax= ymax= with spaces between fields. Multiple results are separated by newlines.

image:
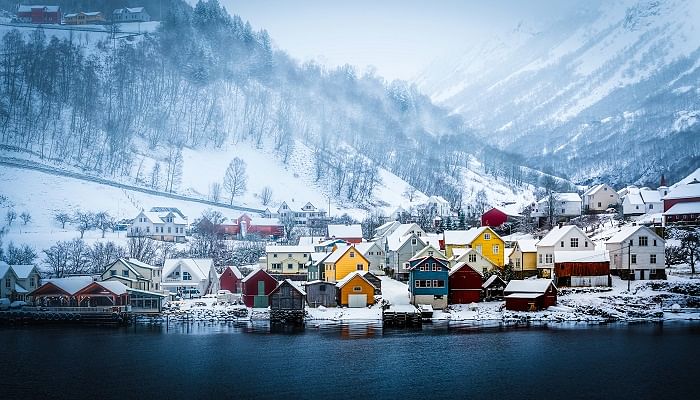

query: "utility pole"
xmin=627 ymin=243 xmax=631 ymax=292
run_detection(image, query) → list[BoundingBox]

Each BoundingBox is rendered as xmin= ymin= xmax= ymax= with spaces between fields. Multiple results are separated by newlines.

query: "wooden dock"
xmin=0 ymin=306 xmax=130 ymax=326
xmin=382 ymin=305 xmax=422 ymax=328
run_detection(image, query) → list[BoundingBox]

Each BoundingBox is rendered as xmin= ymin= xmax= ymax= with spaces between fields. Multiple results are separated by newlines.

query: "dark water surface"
xmin=2 ymin=321 xmax=699 ymax=400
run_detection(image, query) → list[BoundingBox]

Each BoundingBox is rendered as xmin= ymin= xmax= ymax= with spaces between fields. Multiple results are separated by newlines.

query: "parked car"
xmin=0 ymin=298 xmax=10 ymax=311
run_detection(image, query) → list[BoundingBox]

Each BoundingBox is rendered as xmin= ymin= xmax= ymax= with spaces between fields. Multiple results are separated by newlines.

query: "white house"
xmin=621 ymin=187 xmax=665 ymax=216
xmin=536 ymin=225 xmax=595 ymax=279
xmin=451 ymin=248 xmax=498 ymax=275
xmin=261 ymin=245 xmax=314 ymax=276
xmin=427 ymin=195 xmax=451 ymax=217
xmin=100 ymin=258 xmax=162 ymax=292
xmin=386 ymin=224 xmax=429 ymax=281
xmin=532 ymin=193 xmax=582 ymax=218
xmin=112 ymin=7 xmax=150 ymax=22
xmin=0 ymin=263 xmax=41 ymax=301
xmin=128 ymin=208 xmax=187 ymax=242
xmin=162 ymin=258 xmax=217 ymax=298
xmin=583 ymin=184 xmax=620 ymax=212
xmin=605 ymin=225 xmax=665 ymax=280
xmin=276 ymin=201 xmax=327 ymax=227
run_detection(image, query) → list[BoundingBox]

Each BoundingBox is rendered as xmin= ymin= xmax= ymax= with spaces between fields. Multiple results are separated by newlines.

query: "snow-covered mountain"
xmin=416 ymin=0 xmax=700 ymax=186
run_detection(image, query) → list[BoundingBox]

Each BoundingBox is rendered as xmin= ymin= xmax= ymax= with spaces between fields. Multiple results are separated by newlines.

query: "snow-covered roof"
xmin=353 ymin=241 xmax=381 ymax=255
xmin=15 ymin=283 xmax=28 ymax=293
xmin=516 ymin=239 xmax=539 ymax=253
xmin=241 ymin=267 xmax=273 ymax=283
xmin=162 ymin=258 xmax=213 ymax=282
xmin=538 ymin=192 xmax=582 ymax=203
xmin=505 ymin=292 xmax=542 ymax=299
xmin=0 ymin=262 xmax=9 ymax=279
xmin=491 ymin=204 xmax=521 ymax=217
xmin=335 ymin=271 xmax=375 ymax=289
xmin=443 ymin=227 xmax=491 ymax=245
xmin=323 ymin=245 xmax=363 ymax=264
xmin=504 ymin=279 xmax=554 ymax=294
xmin=537 ymin=225 xmax=586 ymax=247
xmin=95 ymin=281 xmax=128 ymax=295
xmin=250 ymin=217 xmax=281 ymax=226
xmin=675 ymin=168 xmax=700 ymax=186
xmin=664 ymin=183 xmax=700 ymax=200
xmin=449 ymin=261 xmax=482 ymax=277
xmin=583 ymin=184 xmax=605 ymax=196
xmin=309 ymin=252 xmax=331 ymax=263
xmin=141 ymin=211 xmax=187 ymax=225
xmin=639 ymin=189 xmax=661 ymax=203
xmin=375 ymin=220 xmax=399 ymax=234
xmin=274 ymin=279 xmax=306 ymax=296
xmin=553 ymin=250 xmax=609 ymax=263
xmin=45 ymin=276 xmax=94 ymax=295
xmin=386 ymin=224 xmax=425 ymax=251
xmin=125 ymin=258 xmax=159 ymax=270
xmin=501 ymin=232 xmax=535 ymax=242
xmin=482 ymin=275 xmax=504 ymax=288
xmin=265 ymin=245 xmax=314 ymax=254
xmin=625 ymin=192 xmax=644 ymax=205
xmin=606 ymin=225 xmax=662 ymax=244
xmin=9 ymin=265 xmax=37 ymax=279
xmin=113 ymin=7 xmax=145 ymax=14
xmin=409 ymin=244 xmax=446 ymax=261
xmin=327 ymin=224 xmax=363 ymax=239
xmin=18 ymin=5 xmax=60 ymax=12
xmin=222 ymin=266 xmax=242 ymax=279
xmin=664 ymin=201 xmax=700 ymax=216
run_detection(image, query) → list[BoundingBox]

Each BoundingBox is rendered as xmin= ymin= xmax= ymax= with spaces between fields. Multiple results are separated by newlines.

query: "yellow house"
xmin=323 ymin=245 xmax=370 ymax=283
xmin=335 ymin=271 xmax=376 ymax=307
xmin=443 ymin=227 xmax=505 ymax=267
xmin=510 ymin=239 xmax=539 ymax=278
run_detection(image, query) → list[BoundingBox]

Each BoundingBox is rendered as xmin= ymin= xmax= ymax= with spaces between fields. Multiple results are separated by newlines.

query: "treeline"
xmin=0 ymin=0 xmax=530 ymax=207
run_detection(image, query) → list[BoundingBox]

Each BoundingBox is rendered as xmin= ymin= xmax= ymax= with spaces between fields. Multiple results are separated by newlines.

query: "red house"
xmin=663 ymin=180 xmax=700 ymax=224
xmin=219 ymin=266 xmax=243 ymax=293
xmin=241 ymin=268 xmax=277 ymax=308
xmin=216 ymin=214 xmax=284 ymax=239
xmin=448 ymin=262 xmax=483 ymax=304
xmin=481 ymin=205 xmax=521 ymax=228
xmin=553 ymin=251 xmax=610 ymax=287
xmin=503 ymin=279 xmax=557 ymax=311
xmin=327 ymin=224 xmax=363 ymax=244
xmin=16 ymin=5 xmax=61 ymax=24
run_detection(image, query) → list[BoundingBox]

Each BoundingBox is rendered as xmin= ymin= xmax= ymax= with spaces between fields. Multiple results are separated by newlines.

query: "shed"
xmin=503 ymin=279 xmax=557 ymax=311
xmin=553 ymin=250 xmax=610 ymax=287
xmin=241 ymin=268 xmax=278 ymax=308
xmin=448 ymin=262 xmax=483 ymax=304
xmin=269 ymin=279 xmax=306 ymax=311
xmin=482 ymin=275 xmax=506 ymax=300
xmin=336 ymin=272 xmax=376 ymax=308
xmin=219 ymin=266 xmax=243 ymax=293
xmin=304 ymin=281 xmax=338 ymax=308
xmin=362 ymin=271 xmax=382 ymax=295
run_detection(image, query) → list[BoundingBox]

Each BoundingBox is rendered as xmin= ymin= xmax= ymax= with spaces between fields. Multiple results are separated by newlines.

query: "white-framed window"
xmin=287 ymin=263 xmax=293 ymax=269
xmin=469 ymin=254 xmax=477 ymax=263
xmin=539 ymin=254 xmax=543 ymax=264
xmin=650 ymin=254 xmax=657 ymax=264
xmin=425 ymin=280 xmax=431 ymax=287
xmin=183 ymin=272 xmax=192 ymax=281
xmin=515 ymin=258 xmax=521 ymax=268
xmin=415 ymin=280 xmax=421 ymax=288
xmin=560 ymin=241 xmax=565 ymax=248
xmin=484 ymin=233 xmax=491 ymax=240
xmin=411 ymin=238 xmax=417 ymax=245
xmin=350 ymin=252 xmax=355 ymax=258
xmin=545 ymin=254 xmax=553 ymax=263
xmin=571 ymin=238 xmax=579 ymax=248
xmin=631 ymin=254 xmax=637 ymax=264
xmin=431 ymin=262 xmax=437 ymax=271
xmin=353 ymin=286 xmax=362 ymax=292
xmin=356 ymin=264 xmax=364 ymax=271
xmin=493 ymin=245 xmax=499 ymax=254
xmin=639 ymin=236 xmax=648 ymax=246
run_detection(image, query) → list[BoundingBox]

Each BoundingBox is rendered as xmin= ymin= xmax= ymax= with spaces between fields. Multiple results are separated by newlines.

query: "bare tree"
xmin=403 ymin=186 xmax=417 ymax=202
xmin=94 ymin=211 xmax=112 ymax=238
xmin=54 ymin=211 xmax=71 ymax=229
xmin=43 ymin=241 xmax=70 ymax=278
xmin=209 ymin=182 xmax=222 ymax=203
xmin=6 ymin=209 xmax=17 ymax=226
xmin=73 ymin=210 xmax=95 ymax=239
xmin=223 ymin=157 xmax=248 ymax=204
xmin=128 ymin=235 xmax=159 ymax=265
xmin=19 ymin=211 xmax=31 ymax=225
xmin=260 ymin=186 xmax=273 ymax=206
xmin=150 ymin=162 xmax=161 ymax=190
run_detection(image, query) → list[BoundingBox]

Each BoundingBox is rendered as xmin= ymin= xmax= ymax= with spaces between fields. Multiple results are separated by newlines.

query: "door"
xmin=253 ymin=280 xmax=268 ymax=308
xmin=257 ymin=281 xmax=265 ymax=295
xmin=348 ymin=294 xmax=367 ymax=308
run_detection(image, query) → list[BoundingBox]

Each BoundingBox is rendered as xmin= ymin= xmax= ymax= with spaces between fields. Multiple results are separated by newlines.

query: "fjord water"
xmin=2 ymin=322 xmax=698 ymax=399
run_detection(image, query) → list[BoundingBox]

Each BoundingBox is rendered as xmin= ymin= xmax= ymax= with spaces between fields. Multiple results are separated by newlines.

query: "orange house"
xmin=335 ymin=271 xmax=376 ymax=307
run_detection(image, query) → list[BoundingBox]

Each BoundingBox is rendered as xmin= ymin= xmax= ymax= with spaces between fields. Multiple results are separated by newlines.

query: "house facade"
xmin=583 ymin=184 xmax=620 ymax=212
xmin=269 ymin=280 xmax=306 ymax=312
xmin=241 ymin=268 xmax=278 ymax=308
xmin=277 ymin=201 xmax=327 ymax=227
xmin=503 ymin=279 xmax=557 ymax=311
xmin=387 ymin=231 xmax=427 ymax=281
xmin=219 ymin=266 xmax=243 ymax=293
xmin=663 ymin=181 xmax=700 ymax=225
xmin=217 ymin=213 xmax=284 ymax=239
xmin=17 ymin=5 xmax=61 ymax=24
xmin=408 ymin=245 xmax=450 ymax=309
xmin=101 ymin=258 xmax=162 ymax=292
xmin=481 ymin=205 xmax=521 ymax=228
xmin=161 ymin=258 xmax=217 ymax=298
xmin=261 ymin=245 xmax=313 ymax=278
xmin=553 ymin=251 xmax=610 ymax=287
xmin=64 ymin=11 xmax=105 ymax=25
xmin=510 ymin=239 xmax=539 ymax=278
xmin=1 ymin=264 xmax=41 ymax=301
xmin=605 ymin=226 xmax=665 ymax=280
xmin=451 ymin=248 xmax=497 ymax=276
xmin=532 ymin=193 xmax=582 ymax=218
xmin=304 ymin=281 xmax=337 ymax=307
xmin=323 ymin=245 xmax=370 ymax=283
xmin=112 ymin=7 xmax=151 ymax=22
xmin=128 ymin=209 xmax=187 ymax=242
xmin=448 ymin=261 xmax=483 ymax=304
xmin=536 ymin=225 xmax=594 ymax=279
xmin=335 ymin=272 xmax=376 ymax=308
xmin=443 ymin=227 xmax=505 ymax=267
xmin=354 ymin=241 xmax=386 ymax=275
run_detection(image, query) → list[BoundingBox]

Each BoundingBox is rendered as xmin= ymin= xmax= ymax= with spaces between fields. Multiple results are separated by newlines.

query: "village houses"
xmin=582 ymin=184 xmax=620 ymax=212
xmin=442 ymin=227 xmax=506 ymax=267
xmin=261 ymin=245 xmax=314 ymax=279
xmin=112 ymin=7 xmax=150 ymax=22
xmin=100 ymin=258 xmax=162 ymax=292
xmin=408 ymin=245 xmax=450 ymax=309
xmin=128 ymin=207 xmax=188 ymax=242
xmin=161 ymin=258 xmax=217 ymax=298
xmin=605 ymin=225 xmax=666 ymax=280
xmin=536 ymin=225 xmax=595 ymax=279
xmin=531 ymin=192 xmax=582 ymax=219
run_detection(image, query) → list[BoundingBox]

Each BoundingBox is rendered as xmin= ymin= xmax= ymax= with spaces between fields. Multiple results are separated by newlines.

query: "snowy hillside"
xmin=416 ymin=0 xmax=700 ymax=185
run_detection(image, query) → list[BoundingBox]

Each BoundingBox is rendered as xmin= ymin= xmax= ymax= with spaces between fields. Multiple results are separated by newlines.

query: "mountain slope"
xmin=417 ymin=0 xmax=700 ymax=185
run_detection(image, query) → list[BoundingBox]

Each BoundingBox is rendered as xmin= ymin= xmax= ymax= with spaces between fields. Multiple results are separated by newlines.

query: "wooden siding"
xmin=337 ymin=275 xmax=375 ymax=307
xmin=269 ymin=281 xmax=305 ymax=311
xmin=305 ymin=282 xmax=337 ymax=307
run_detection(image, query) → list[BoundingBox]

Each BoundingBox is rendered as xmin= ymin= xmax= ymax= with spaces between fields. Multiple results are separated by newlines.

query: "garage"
xmin=348 ymin=294 xmax=367 ymax=308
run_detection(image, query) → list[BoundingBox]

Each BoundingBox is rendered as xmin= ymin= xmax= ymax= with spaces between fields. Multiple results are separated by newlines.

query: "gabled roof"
xmin=323 ymin=245 xmax=369 ymax=265
xmin=537 ymin=192 xmax=582 ymax=204
xmin=375 ymin=220 xmax=399 ymax=234
xmin=537 ymin=225 xmax=588 ymax=247
xmin=266 ymin=245 xmax=314 ymax=254
xmin=639 ymin=189 xmax=661 ymax=203
xmin=409 ymin=244 xmax=446 ymax=262
xmin=625 ymin=192 xmax=644 ymax=205
xmin=162 ymin=258 xmax=214 ymax=281
xmin=0 ymin=262 xmax=9 ymax=279
xmin=44 ymin=276 xmax=94 ymax=295
xmin=125 ymin=258 xmax=159 ymax=270
xmin=490 ymin=204 xmax=521 ymax=217
xmin=335 ymin=271 xmax=376 ymax=289
xmin=91 ymin=281 xmax=128 ymax=296
xmin=113 ymin=7 xmax=145 ymax=14
xmin=605 ymin=225 xmax=663 ymax=244
xmin=482 ymin=275 xmax=506 ymax=289
xmin=504 ymin=279 xmax=555 ymax=294
xmin=353 ymin=241 xmax=382 ymax=255
xmin=18 ymin=5 xmax=60 ymax=12
xmin=9 ymin=264 xmax=38 ymax=279
xmin=664 ymin=182 xmax=700 ymax=200
xmin=449 ymin=261 xmax=482 ymax=277
xmin=444 ymin=227 xmax=496 ymax=245
xmin=515 ymin=239 xmax=539 ymax=253
xmin=241 ymin=267 xmax=275 ymax=283
xmin=140 ymin=210 xmax=187 ymax=225
xmin=327 ymin=224 xmax=363 ymax=239
xmin=271 ymin=279 xmax=306 ymax=296
xmin=222 ymin=266 xmax=243 ymax=279
xmin=664 ymin=201 xmax=700 ymax=216
xmin=453 ymin=248 xmax=498 ymax=269
xmin=583 ymin=184 xmax=605 ymax=196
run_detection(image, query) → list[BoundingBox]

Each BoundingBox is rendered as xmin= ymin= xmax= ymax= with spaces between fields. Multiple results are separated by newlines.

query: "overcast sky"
xmin=220 ymin=0 xmax=593 ymax=81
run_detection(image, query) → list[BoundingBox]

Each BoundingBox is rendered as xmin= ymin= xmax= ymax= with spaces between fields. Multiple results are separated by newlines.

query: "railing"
xmin=21 ymin=306 xmax=128 ymax=313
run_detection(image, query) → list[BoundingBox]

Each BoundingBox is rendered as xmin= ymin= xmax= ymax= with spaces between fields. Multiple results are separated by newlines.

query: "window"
xmin=560 ymin=241 xmax=565 ymax=248
xmin=167 ymin=227 xmax=171 ymax=233
xmin=493 ymin=245 xmax=499 ymax=254
xmin=110 ymin=270 xmax=116 ymax=276
xmin=545 ymin=254 xmax=553 ymax=264
xmin=653 ymin=239 xmax=657 ymax=246
xmin=469 ymin=254 xmax=477 ymax=263
xmin=299 ymin=263 xmax=305 ymax=270
xmin=639 ymin=236 xmax=648 ymax=246
xmin=353 ymin=286 xmax=362 ymax=292
xmin=515 ymin=258 xmax=521 ymax=268
xmin=5 ymin=278 xmax=10 ymax=288
xmin=631 ymin=254 xmax=637 ymax=264
xmin=484 ymin=233 xmax=491 ymax=240
xmin=319 ymin=285 xmax=326 ymax=292
xmin=539 ymin=254 xmax=543 ymax=263
xmin=561 ymin=208 xmax=565 ymax=214
xmin=419 ymin=265 xmax=425 ymax=271
xmin=585 ymin=241 xmax=589 ymax=248
xmin=432 ymin=262 xmax=438 ymax=271
xmin=428 ymin=250 xmax=434 ymax=256
xmin=288 ymin=254 xmax=292 ymax=258
xmin=122 ymin=270 xmax=129 ymax=277
xmin=183 ymin=272 xmax=192 ymax=280
xmin=629 ymin=240 xmax=633 ymax=247
xmin=146 ymin=227 xmax=150 ymax=233
xmin=425 ymin=280 xmax=431 ymax=287
xmin=273 ymin=254 xmax=277 ymax=258
xmin=571 ymin=238 xmax=579 ymax=247
xmin=650 ymin=254 xmax=657 ymax=264
xmin=415 ymin=281 xmax=421 ymax=288
xmin=411 ymin=238 xmax=417 ymax=245
xmin=287 ymin=263 xmax=293 ymax=269
xmin=357 ymin=264 xmax=364 ymax=271
xmin=597 ymin=202 xmax=602 ymax=207
xmin=649 ymin=204 xmax=654 ymax=210
xmin=350 ymin=252 xmax=355 ymax=258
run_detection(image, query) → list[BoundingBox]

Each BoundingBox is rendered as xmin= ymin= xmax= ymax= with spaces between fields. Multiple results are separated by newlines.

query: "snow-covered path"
xmin=379 ymin=276 xmax=410 ymax=305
